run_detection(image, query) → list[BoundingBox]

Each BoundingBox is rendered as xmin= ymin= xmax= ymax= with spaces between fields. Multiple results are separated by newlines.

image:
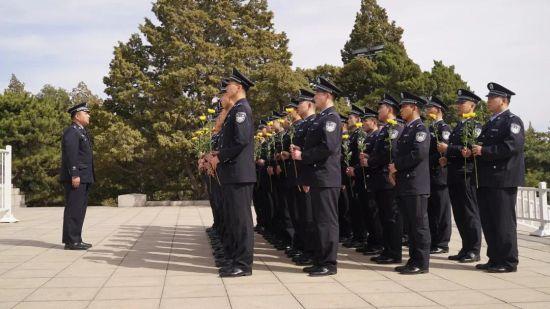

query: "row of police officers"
xmin=197 ymin=69 xmax=524 ymax=277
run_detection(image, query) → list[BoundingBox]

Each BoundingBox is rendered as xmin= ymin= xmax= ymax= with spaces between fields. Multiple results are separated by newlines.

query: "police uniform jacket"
xmin=217 ymin=98 xmax=256 ymax=184
xmin=60 ymin=123 xmax=95 ymax=184
xmin=476 ymin=109 xmax=525 ymax=188
xmin=300 ymin=106 xmax=342 ymax=188
xmin=394 ymin=118 xmax=430 ymax=196
xmin=367 ymin=122 xmax=404 ymax=191
xmin=429 ymin=120 xmax=451 ymax=186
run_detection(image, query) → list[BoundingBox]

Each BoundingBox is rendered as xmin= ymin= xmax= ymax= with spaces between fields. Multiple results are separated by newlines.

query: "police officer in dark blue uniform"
xmin=362 ymin=94 xmax=404 ymax=265
xmin=353 ymin=107 xmax=384 ymax=256
xmin=61 ymin=103 xmax=94 ymax=250
xmin=389 ymin=92 xmax=431 ymax=274
xmin=291 ymin=77 xmax=342 ymax=276
xmin=425 ymin=96 xmax=452 ymax=254
xmin=206 ymin=68 xmax=256 ymax=277
xmin=472 ymin=82 xmax=524 ymax=273
xmin=291 ymin=89 xmax=317 ymax=266
xmin=342 ymin=104 xmax=367 ymax=249
xmin=438 ymin=89 xmax=483 ymax=263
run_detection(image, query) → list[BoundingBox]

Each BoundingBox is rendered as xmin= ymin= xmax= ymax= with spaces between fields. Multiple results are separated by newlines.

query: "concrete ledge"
xmin=145 ymin=200 xmax=210 ymax=207
xmin=117 ymin=194 xmax=147 ymax=207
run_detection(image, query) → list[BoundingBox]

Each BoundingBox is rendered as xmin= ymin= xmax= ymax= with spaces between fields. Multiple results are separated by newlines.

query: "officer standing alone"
xmin=61 ymin=102 xmax=94 ymax=250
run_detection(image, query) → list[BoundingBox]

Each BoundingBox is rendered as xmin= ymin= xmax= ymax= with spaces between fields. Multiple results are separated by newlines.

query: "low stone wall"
xmin=117 ymin=193 xmax=209 ymax=207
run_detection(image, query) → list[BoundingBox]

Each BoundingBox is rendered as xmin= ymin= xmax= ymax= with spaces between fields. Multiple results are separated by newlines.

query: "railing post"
xmin=1 ymin=145 xmax=18 ymax=223
xmin=530 ymin=182 xmax=548 ymax=237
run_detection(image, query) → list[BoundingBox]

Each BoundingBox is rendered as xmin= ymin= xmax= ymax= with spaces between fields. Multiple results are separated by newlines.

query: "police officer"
xmin=291 ymin=77 xmax=342 ymax=276
xmin=61 ymin=102 xmax=94 ymax=250
xmin=389 ymin=92 xmax=431 ymax=274
xmin=472 ymin=82 xmax=524 ymax=273
xmin=437 ymin=89 xmax=482 ymax=263
xmin=291 ymin=89 xmax=317 ymax=266
xmin=206 ymin=68 xmax=256 ymax=277
xmin=361 ymin=94 xmax=404 ymax=265
xmin=425 ymin=96 xmax=452 ymax=254
xmin=353 ymin=107 xmax=384 ymax=256
xmin=342 ymin=104 xmax=367 ymax=249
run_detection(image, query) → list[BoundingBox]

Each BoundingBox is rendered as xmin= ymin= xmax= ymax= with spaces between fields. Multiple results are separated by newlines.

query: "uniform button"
xmin=493 ymin=165 xmax=496 ymax=169
xmin=406 ymin=174 xmax=410 ymax=178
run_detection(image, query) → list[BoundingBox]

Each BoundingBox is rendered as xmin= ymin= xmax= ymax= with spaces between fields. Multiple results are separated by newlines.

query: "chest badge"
xmin=416 ymin=131 xmax=427 ymax=142
xmin=474 ymin=128 xmax=482 ymax=137
xmin=511 ymin=123 xmax=521 ymax=134
xmin=236 ymin=112 xmax=246 ymax=123
xmin=442 ymin=131 xmax=450 ymax=140
xmin=325 ymin=121 xmax=336 ymax=133
xmin=390 ymin=129 xmax=398 ymax=139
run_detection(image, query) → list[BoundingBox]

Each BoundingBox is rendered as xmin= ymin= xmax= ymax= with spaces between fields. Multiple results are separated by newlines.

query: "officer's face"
xmin=75 ymin=111 xmax=90 ymax=126
xmin=364 ymin=118 xmax=377 ymax=131
xmin=399 ymin=103 xmax=415 ymax=120
xmin=226 ymin=82 xmax=241 ymax=98
xmin=426 ymin=106 xmax=440 ymax=117
xmin=296 ymin=101 xmax=310 ymax=117
xmin=487 ymin=96 xmax=506 ymax=113
xmin=314 ymin=92 xmax=328 ymax=110
xmin=456 ymin=101 xmax=475 ymax=115
xmin=378 ymin=104 xmax=391 ymax=121
xmin=347 ymin=114 xmax=359 ymax=127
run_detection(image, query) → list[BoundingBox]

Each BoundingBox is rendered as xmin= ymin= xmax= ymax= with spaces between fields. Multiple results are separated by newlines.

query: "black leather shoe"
xmin=475 ymin=262 xmax=492 ymax=270
xmin=295 ymin=257 xmax=313 ymax=266
xmin=64 ymin=243 xmax=88 ymax=250
xmin=448 ymin=253 xmax=464 ymax=261
xmin=219 ymin=267 xmax=252 ymax=277
xmin=81 ymin=242 xmax=92 ymax=248
xmin=309 ymin=266 xmax=336 ymax=276
xmin=487 ymin=265 xmax=517 ymax=273
xmin=399 ymin=266 xmax=429 ymax=275
xmin=343 ymin=240 xmax=363 ymax=248
xmin=375 ymin=256 xmax=402 ymax=264
xmin=302 ymin=265 xmax=318 ymax=273
xmin=430 ymin=247 xmax=448 ymax=254
xmin=363 ymin=246 xmax=384 ymax=256
xmin=459 ymin=252 xmax=480 ymax=263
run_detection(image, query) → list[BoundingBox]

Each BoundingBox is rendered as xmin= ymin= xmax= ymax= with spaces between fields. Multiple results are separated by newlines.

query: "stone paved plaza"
xmin=1 ymin=205 xmax=550 ymax=308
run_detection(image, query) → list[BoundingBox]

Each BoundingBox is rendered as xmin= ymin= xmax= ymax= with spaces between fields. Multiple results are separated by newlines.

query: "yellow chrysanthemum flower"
xmin=462 ymin=112 xmax=477 ymax=119
xmin=355 ymin=122 xmax=363 ymax=128
xmin=342 ymin=134 xmax=350 ymax=140
xmin=428 ymin=113 xmax=437 ymax=120
xmin=207 ymin=108 xmax=216 ymax=114
xmin=199 ymin=115 xmax=207 ymax=121
xmin=387 ymin=119 xmax=398 ymax=125
xmin=267 ymin=121 xmax=274 ymax=126
xmin=285 ymin=108 xmax=294 ymax=113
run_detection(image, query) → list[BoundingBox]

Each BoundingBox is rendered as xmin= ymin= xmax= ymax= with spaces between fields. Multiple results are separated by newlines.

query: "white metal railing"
xmin=516 ymin=182 xmax=549 ymax=237
xmin=1 ymin=145 xmax=18 ymax=223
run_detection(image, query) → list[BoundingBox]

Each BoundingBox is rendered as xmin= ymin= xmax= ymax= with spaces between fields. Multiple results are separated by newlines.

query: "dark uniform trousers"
xmin=357 ymin=187 xmax=383 ymax=248
xmin=347 ymin=184 xmax=366 ymax=242
xmin=477 ymin=187 xmax=519 ymax=268
xmin=375 ymin=188 xmax=402 ymax=260
xmin=311 ymin=187 xmax=340 ymax=268
xmin=222 ymin=183 xmax=255 ymax=271
xmin=62 ymin=183 xmax=91 ymax=244
xmin=338 ymin=186 xmax=352 ymax=239
xmin=428 ymin=184 xmax=452 ymax=249
xmin=399 ymin=195 xmax=430 ymax=269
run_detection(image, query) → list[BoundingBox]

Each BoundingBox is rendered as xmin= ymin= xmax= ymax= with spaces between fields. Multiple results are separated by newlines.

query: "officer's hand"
xmin=359 ymin=152 xmax=369 ymax=160
xmin=346 ymin=167 xmax=355 ymax=177
xmin=267 ymin=166 xmax=274 ymax=176
xmin=360 ymin=157 xmax=368 ymax=167
xmin=209 ymin=155 xmax=220 ymax=170
xmin=71 ymin=176 xmax=80 ymax=189
xmin=281 ymin=151 xmax=290 ymax=160
xmin=256 ymin=159 xmax=265 ymax=166
xmin=290 ymin=144 xmax=301 ymax=151
xmin=439 ymin=157 xmax=448 ymax=167
xmin=275 ymin=153 xmax=281 ymax=161
xmin=302 ymin=185 xmax=310 ymax=193
xmin=291 ymin=149 xmax=302 ymax=161
xmin=437 ymin=142 xmax=448 ymax=154
xmin=275 ymin=165 xmax=282 ymax=175
xmin=472 ymin=145 xmax=482 ymax=156
xmin=461 ymin=147 xmax=472 ymax=158
xmin=388 ymin=163 xmax=397 ymax=174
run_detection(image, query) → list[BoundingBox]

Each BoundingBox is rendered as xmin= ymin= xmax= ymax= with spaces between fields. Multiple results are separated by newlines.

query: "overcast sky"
xmin=1 ymin=0 xmax=548 ymax=130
